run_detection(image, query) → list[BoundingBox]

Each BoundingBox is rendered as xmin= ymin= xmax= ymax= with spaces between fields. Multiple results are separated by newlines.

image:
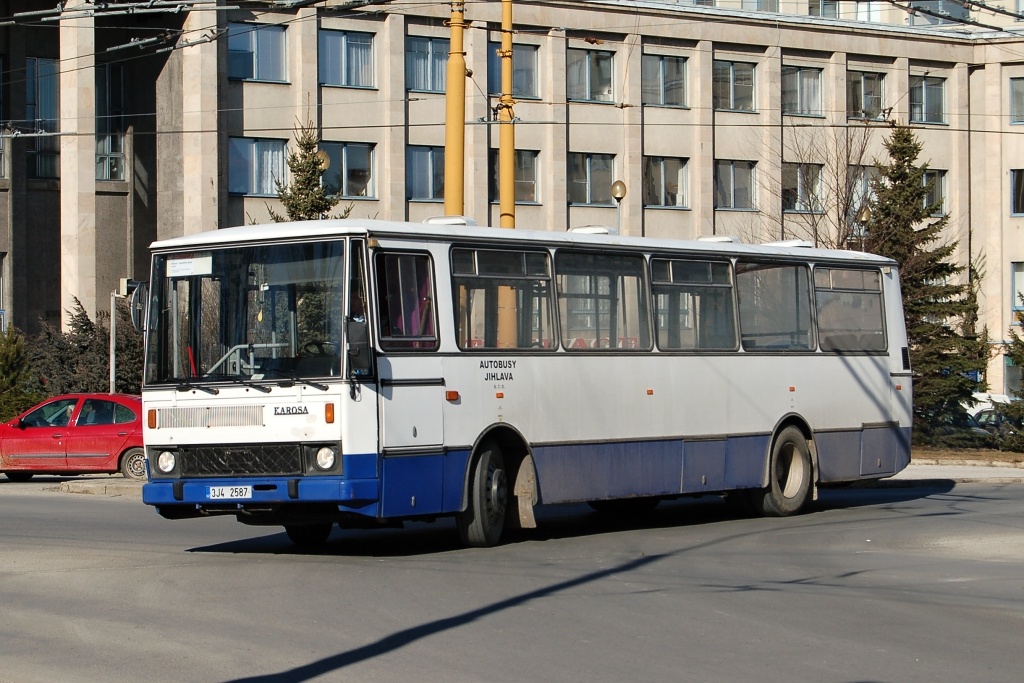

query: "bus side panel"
xmin=725 ymin=434 xmax=770 ymax=489
xmin=860 ymin=426 xmax=899 ymax=476
xmin=681 ymin=440 xmax=726 ymax=492
xmin=531 ymin=440 xmax=682 ymax=504
xmin=813 ymin=430 xmax=863 ymax=482
xmin=381 ymin=454 xmax=444 ymax=517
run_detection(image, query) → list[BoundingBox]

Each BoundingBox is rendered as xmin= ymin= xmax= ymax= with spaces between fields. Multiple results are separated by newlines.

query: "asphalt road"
xmin=1 ymin=477 xmax=1022 ymax=683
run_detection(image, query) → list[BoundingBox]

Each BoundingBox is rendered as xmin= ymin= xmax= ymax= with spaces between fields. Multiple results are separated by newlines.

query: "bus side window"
xmin=375 ymin=252 xmax=438 ymax=351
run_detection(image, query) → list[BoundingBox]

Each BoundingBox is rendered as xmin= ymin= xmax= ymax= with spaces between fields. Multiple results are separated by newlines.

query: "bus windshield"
xmin=145 ymin=240 xmax=345 ymax=385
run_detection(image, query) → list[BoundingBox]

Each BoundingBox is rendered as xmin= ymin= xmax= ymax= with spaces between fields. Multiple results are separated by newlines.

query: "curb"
xmin=52 ymin=480 xmax=144 ymax=498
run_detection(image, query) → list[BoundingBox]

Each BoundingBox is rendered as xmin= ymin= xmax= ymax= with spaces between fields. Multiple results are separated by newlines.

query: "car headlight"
xmin=156 ymin=451 xmax=177 ymax=474
xmin=314 ymin=446 xmax=336 ymax=471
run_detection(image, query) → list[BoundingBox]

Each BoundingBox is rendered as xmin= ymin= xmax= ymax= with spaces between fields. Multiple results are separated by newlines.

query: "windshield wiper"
xmin=275 ymin=377 xmax=329 ymax=392
xmin=229 ymin=377 xmax=272 ymax=393
xmin=176 ymin=380 xmax=219 ymax=395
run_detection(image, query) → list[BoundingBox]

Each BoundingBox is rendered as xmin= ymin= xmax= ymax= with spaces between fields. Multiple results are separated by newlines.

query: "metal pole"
xmin=109 ymin=291 xmax=116 ymax=393
xmin=498 ymin=0 xmax=515 ymax=230
xmin=443 ymin=2 xmax=466 ymax=217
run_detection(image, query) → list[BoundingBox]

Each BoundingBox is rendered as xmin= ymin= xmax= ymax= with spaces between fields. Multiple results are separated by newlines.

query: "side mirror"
xmin=129 ymin=281 xmax=148 ymax=333
xmin=346 ymin=318 xmax=373 ymax=377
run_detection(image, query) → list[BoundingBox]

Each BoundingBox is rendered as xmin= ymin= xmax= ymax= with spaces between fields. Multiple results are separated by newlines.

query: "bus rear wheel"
xmin=284 ymin=523 xmax=333 ymax=547
xmin=749 ymin=426 xmax=812 ymax=517
xmin=457 ymin=443 xmax=508 ymax=548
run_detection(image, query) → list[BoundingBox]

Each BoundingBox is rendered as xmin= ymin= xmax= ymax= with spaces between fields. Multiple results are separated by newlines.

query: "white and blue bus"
xmin=139 ymin=218 xmax=912 ymax=547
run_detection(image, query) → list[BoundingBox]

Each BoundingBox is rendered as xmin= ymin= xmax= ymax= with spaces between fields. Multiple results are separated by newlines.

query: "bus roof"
xmin=150 ymin=218 xmax=896 ymax=266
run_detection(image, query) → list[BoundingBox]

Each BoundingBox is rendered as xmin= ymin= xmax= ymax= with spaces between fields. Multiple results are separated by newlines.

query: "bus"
xmin=139 ymin=218 xmax=912 ymax=547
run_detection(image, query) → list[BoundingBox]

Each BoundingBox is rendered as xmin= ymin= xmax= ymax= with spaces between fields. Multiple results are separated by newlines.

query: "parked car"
xmin=974 ymin=408 xmax=1022 ymax=437
xmin=0 ymin=394 xmax=146 ymax=481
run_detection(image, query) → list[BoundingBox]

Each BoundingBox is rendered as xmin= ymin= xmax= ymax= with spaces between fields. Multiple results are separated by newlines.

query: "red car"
xmin=0 ymin=394 xmax=146 ymax=481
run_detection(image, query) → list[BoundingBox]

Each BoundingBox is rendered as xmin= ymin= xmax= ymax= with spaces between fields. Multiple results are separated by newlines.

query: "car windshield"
xmin=145 ymin=241 xmax=345 ymax=385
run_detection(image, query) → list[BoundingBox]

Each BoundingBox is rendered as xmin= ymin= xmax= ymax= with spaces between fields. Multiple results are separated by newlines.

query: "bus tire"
xmin=749 ymin=426 xmax=812 ymax=517
xmin=457 ymin=442 xmax=508 ymax=547
xmin=119 ymin=448 xmax=147 ymax=481
xmin=284 ymin=523 xmax=333 ymax=547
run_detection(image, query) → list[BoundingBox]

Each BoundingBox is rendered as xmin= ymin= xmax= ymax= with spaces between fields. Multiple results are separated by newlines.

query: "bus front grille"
xmin=180 ymin=444 xmax=303 ymax=477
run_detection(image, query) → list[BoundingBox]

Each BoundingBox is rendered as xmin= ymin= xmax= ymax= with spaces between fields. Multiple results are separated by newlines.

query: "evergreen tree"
xmin=268 ymin=118 xmax=352 ymax=222
xmin=863 ymin=125 xmax=988 ymax=444
xmin=27 ymin=299 xmax=112 ymax=395
xmin=0 ymin=325 xmax=42 ymax=421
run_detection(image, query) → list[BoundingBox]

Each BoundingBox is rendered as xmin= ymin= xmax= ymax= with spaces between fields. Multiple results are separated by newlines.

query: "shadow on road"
xmin=187 ymin=480 xmax=951 ymax=560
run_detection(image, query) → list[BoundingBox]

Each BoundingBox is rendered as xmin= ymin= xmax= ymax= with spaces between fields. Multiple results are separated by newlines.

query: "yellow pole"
xmin=444 ymin=2 xmax=466 ymax=216
xmin=498 ymin=0 xmax=515 ymax=229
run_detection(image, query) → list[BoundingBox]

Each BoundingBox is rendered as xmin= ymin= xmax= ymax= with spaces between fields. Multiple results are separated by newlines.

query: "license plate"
xmin=207 ymin=485 xmax=252 ymax=500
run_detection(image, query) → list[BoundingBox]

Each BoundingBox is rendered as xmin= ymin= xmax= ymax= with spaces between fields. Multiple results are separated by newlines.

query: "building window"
xmin=643 ymin=157 xmax=687 ymax=208
xmin=1012 ymin=170 xmax=1024 ymax=215
xmin=228 ymin=137 xmax=286 ymax=196
xmin=96 ymin=63 xmax=125 ymax=181
xmin=227 ymin=23 xmax=286 ymax=82
xmin=489 ymin=149 xmax=539 ymax=203
xmin=1013 ymin=263 xmax=1024 ymax=317
xmin=809 ymin=0 xmax=839 ymax=17
xmin=856 ymin=1 xmax=884 ymax=21
xmin=319 ymin=30 xmax=373 ymax=88
xmin=26 ymin=56 xmax=59 ymax=179
xmin=910 ymin=76 xmax=945 ymax=124
xmin=0 ymin=57 xmax=5 ymax=179
xmin=715 ymin=160 xmax=756 ymax=209
xmin=847 ymin=71 xmax=885 ymax=119
xmin=782 ymin=66 xmax=822 ymax=116
xmin=1012 ymin=78 xmax=1024 ymax=124
xmin=923 ymin=169 xmax=946 ymax=216
xmin=320 ymin=142 xmax=374 ymax=198
xmin=642 ymin=54 xmax=686 ymax=107
xmin=407 ymin=146 xmax=445 ymax=200
xmin=742 ymin=0 xmax=779 ymax=10
xmin=487 ymin=43 xmax=539 ymax=98
xmin=712 ymin=60 xmax=755 ymax=112
xmin=782 ymin=163 xmax=822 ymax=213
xmin=567 ymin=153 xmax=615 ymax=205
xmin=567 ymin=48 xmax=614 ymax=103
xmin=406 ymin=36 xmax=448 ymax=92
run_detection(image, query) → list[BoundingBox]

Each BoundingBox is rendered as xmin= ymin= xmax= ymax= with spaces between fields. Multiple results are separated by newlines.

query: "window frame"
xmin=567 ymin=152 xmax=616 ymax=206
xmin=923 ymin=169 xmax=946 ymax=216
xmin=26 ymin=56 xmax=60 ymax=180
xmin=1012 ymin=78 xmax=1024 ymax=124
xmin=319 ymin=141 xmax=375 ymax=198
xmin=736 ymin=261 xmax=815 ymax=352
xmin=782 ymin=65 xmax=822 ymax=117
xmin=712 ymin=60 xmax=756 ymax=112
xmin=650 ymin=258 xmax=737 ymax=351
xmin=227 ymin=23 xmax=287 ymax=83
xmin=406 ymin=36 xmax=449 ymax=93
xmin=227 ymin=136 xmax=287 ymax=197
xmin=488 ymin=149 xmax=540 ymax=204
xmin=714 ymin=160 xmax=756 ymax=210
xmin=566 ymin=48 xmax=615 ymax=103
xmin=407 ymin=145 xmax=445 ymax=201
xmin=643 ymin=156 xmax=688 ymax=208
xmin=374 ymin=251 xmax=439 ymax=351
xmin=318 ymin=29 xmax=375 ymax=88
xmin=809 ymin=0 xmax=839 ymax=17
xmin=782 ymin=162 xmax=823 ymax=213
xmin=1013 ymin=262 xmax=1024 ymax=320
xmin=910 ymin=75 xmax=946 ymax=125
xmin=641 ymin=53 xmax=686 ymax=108
xmin=96 ymin=62 xmax=125 ymax=181
xmin=487 ymin=42 xmax=539 ymax=99
xmin=847 ymin=70 xmax=886 ymax=120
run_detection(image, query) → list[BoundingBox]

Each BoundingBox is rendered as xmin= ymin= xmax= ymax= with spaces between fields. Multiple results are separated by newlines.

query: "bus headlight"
xmin=156 ymin=451 xmax=177 ymax=474
xmin=314 ymin=446 xmax=336 ymax=471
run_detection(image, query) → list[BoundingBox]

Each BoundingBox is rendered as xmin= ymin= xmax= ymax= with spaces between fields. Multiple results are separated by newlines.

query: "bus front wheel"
xmin=284 ymin=523 xmax=333 ymax=548
xmin=749 ymin=426 xmax=812 ymax=517
xmin=457 ymin=443 xmax=508 ymax=547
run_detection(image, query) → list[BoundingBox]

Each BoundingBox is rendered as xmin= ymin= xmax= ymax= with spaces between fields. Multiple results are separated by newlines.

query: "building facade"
xmin=2 ymin=0 xmax=1024 ymax=392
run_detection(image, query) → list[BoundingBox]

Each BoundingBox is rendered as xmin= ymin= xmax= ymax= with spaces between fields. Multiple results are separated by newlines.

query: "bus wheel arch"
xmin=458 ymin=425 xmax=536 ymax=547
xmin=750 ymin=419 xmax=816 ymax=517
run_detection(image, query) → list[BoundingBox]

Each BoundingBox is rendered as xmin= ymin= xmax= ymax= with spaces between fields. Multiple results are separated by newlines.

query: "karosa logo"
xmin=273 ymin=406 xmax=310 ymax=416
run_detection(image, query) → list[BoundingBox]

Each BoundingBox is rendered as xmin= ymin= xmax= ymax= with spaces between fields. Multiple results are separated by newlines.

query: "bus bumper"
xmin=142 ymin=477 xmax=380 ymax=512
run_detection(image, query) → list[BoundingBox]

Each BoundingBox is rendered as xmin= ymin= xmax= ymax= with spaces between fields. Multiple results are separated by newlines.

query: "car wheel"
xmin=119 ymin=448 xmax=147 ymax=481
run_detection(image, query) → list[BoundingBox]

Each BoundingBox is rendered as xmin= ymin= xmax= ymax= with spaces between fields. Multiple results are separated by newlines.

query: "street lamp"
xmin=855 ymin=204 xmax=871 ymax=252
xmin=611 ymin=180 xmax=627 ymax=234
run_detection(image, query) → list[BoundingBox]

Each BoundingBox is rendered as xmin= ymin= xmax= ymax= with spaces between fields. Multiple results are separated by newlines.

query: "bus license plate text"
xmin=208 ymin=486 xmax=252 ymax=500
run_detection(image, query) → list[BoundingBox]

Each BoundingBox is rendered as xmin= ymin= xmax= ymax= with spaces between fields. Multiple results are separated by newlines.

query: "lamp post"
xmin=855 ymin=204 xmax=871 ymax=252
xmin=611 ymin=180 xmax=627 ymax=235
